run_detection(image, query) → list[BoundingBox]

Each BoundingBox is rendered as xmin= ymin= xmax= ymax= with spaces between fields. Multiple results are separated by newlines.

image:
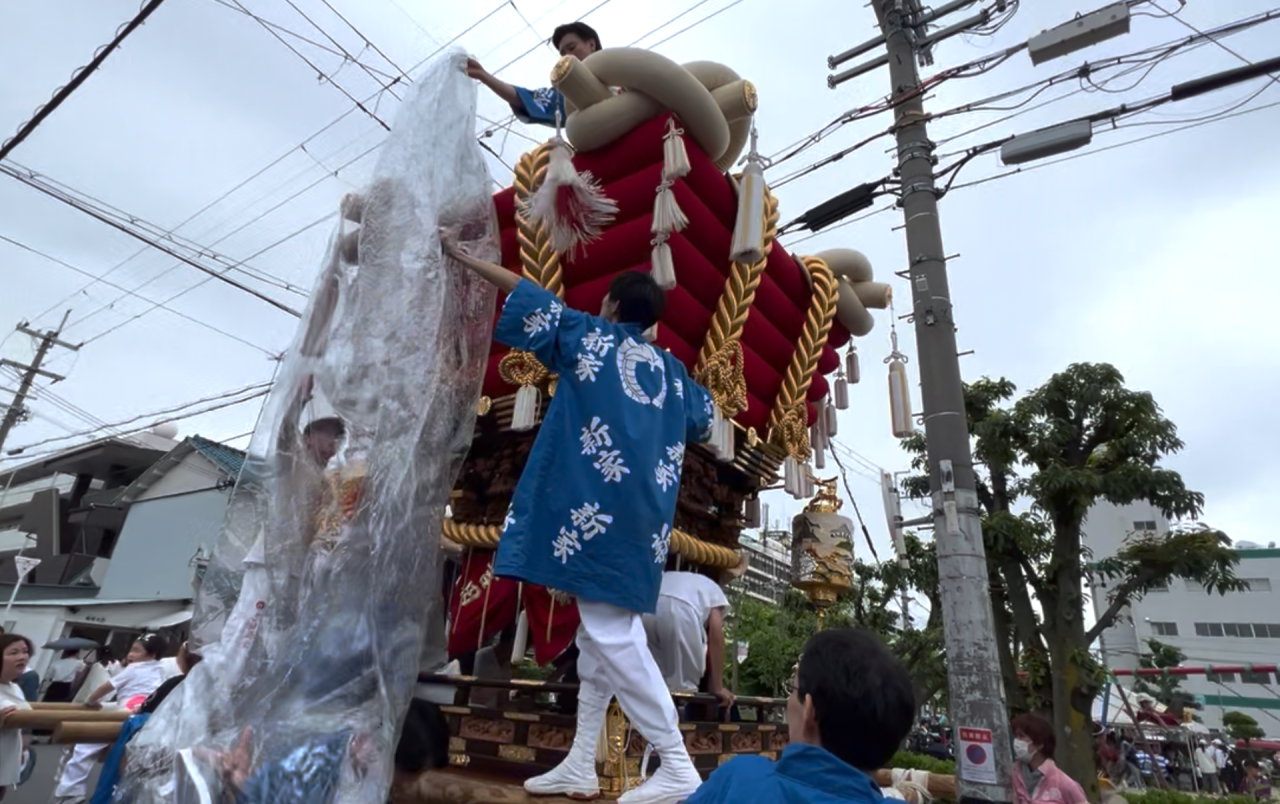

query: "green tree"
xmin=901 ymin=363 xmax=1244 ymax=798
xmin=1132 ymin=639 xmax=1191 ymax=718
xmin=1222 ymin=711 xmax=1264 ymax=744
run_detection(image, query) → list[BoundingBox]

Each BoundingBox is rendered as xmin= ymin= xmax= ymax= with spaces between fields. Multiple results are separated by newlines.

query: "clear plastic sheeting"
xmin=117 ymin=50 xmax=497 ymax=804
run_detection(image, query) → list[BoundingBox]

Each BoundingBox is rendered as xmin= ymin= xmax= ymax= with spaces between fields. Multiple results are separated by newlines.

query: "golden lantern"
xmin=790 ymin=478 xmax=854 ymax=628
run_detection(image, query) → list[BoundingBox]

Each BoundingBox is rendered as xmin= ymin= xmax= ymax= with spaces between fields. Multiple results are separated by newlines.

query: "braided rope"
xmin=767 ymin=256 xmax=838 ymax=452
xmin=497 ymin=350 xmax=549 ymax=387
xmin=695 ymin=187 xmax=779 ymax=374
xmin=441 ymin=518 xmax=741 ymax=568
xmin=513 ymin=143 xmax=564 ymax=297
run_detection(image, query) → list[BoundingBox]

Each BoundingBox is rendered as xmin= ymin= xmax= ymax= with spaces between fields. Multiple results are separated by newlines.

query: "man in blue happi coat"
xmin=466 ymin=22 xmax=601 ymax=127
xmin=441 ymin=230 xmax=712 ymax=804
xmin=682 ymin=629 xmax=917 ymax=804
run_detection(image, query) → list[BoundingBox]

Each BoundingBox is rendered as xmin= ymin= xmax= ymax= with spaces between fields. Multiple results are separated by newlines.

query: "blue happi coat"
xmin=511 ymin=85 xmax=565 ymax=127
xmin=493 ymin=281 xmax=713 ymax=614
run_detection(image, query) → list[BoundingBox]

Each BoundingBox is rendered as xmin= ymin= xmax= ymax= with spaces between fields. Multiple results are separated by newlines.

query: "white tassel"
xmin=800 ymin=467 xmax=814 ymax=499
xmin=652 ymin=182 xmax=689 ymax=235
xmin=744 ymin=496 xmax=761 ymax=529
xmin=512 ymin=385 xmax=541 ymax=431
xmin=846 ymin=346 xmax=861 ymax=384
xmin=810 ymin=422 xmax=827 ymax=454
xmin=814 ymin=441 xmax=826 ymax=470
xmin=834 ymin=376 xmax=849 ymax=410
xmin=710 ymin=406 xmax=735 ymax=462
xmin=888 ymin=359 xmax=914 ymax=438
xmin=730 ymin=124 xmax=767 ymax=264
xmin=525 ymin=137 xmax=618 ymax=255
xmin=511 ymin=607 xmax=529 ymax=665
xmin=825 ymin=400 xmax=839 ymax=436
xmin=650 ymin=237 xmax=677 ymax=290
xmin=783 ymin=456 xmax=800 ymax=498
xmin=662 ymin=118 xmax=690 ymax=181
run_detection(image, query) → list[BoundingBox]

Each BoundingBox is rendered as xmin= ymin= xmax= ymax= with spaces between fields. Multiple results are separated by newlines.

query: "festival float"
xmin=3 ymin=48 xmax=958 ymax=804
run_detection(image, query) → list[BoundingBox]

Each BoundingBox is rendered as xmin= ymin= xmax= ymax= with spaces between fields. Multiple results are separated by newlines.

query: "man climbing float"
xmin=466 ymin=22 xmax=601 ymax=126
xmin=440 ymin=229 xmax=711 ymax=804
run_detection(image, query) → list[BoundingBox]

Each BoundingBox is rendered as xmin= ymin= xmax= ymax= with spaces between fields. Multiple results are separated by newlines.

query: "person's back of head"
xmin=788 ymin=628 xmax=915 ymax=772
xmin=603 ymin=271 xmax=665 ymax=330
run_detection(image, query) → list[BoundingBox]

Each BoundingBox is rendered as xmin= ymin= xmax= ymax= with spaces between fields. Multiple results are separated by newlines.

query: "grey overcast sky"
xmin=1 ymin=0 xmax=1277 ymax=565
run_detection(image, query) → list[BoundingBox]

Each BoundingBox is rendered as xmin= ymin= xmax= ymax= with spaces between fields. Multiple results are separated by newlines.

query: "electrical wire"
xmin=781 ymin=204 xmax=896 ymax=249
xmin=0 ymin=234 xmax=277 ymax=358
xmin=827 ymin=446 xmax=881 ymax=561
xmin=4 ymin=380 xmax=272 ymax=455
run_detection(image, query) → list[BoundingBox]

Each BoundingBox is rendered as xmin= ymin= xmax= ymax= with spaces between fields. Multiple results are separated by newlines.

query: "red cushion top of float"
xmin=485 ymin=114 xmax=849 ymax=431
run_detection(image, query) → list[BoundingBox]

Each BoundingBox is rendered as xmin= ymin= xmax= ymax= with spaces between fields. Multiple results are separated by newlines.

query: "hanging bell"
xmin=888 ymin=359 xmax=914 ymax=438
xmin=846 ymin=346 xmax=861 ymax=384
xmin=833 ymin=375 xmax=849 ymax=410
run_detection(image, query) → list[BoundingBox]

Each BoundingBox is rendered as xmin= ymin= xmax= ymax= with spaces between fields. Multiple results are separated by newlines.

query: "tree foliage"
xmin=1222 ymin=711 xmax=1265 ymax=743
xmin=1132 ymin=639 xmax=1192 ymax=718
xmin=727 ymin=547 xmax=946 ymax=706
xmin=900 ymin=363 xmax=1242 ymax=798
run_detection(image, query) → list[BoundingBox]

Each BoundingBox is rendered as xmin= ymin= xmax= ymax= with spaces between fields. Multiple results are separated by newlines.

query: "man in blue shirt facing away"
xmin=683 ymin=629 xmax=917 ymax=804
xmin=441 ymin=230 xmax=713 ymax=804
xmin=466 ymin=22 xmax=602 ymax=126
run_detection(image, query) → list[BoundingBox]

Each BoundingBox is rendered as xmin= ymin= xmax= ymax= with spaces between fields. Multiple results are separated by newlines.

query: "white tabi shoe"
xmin=616 ymin=741 xmax=702 ymax=804
xmin=523 ymin=686 xmax=608 ymax=800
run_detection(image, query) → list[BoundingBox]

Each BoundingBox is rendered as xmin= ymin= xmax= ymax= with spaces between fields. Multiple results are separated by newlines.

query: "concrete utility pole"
xmin=0 ymin=311 xmax=79 ymax=455
xmin=869 ymin=2 xmax=1014 ymax=801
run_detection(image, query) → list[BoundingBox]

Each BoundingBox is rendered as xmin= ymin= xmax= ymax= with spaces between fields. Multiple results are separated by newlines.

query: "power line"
xmin=0 ymin=233 xmax=276 ymax=357
xmin=0 ymin=0 xmax=170 ymax=162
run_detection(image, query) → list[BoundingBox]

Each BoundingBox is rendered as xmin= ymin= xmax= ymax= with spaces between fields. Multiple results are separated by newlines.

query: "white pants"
xmin=576 ymin=599 xmax=681 ymax=750
xmin=642 ymin=597 xmax=707 ymax=693
xmin=53 ymin=742 xmax=106 ymax=798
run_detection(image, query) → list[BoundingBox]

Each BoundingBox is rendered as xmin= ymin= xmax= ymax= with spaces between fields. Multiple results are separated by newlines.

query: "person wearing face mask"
xmin=1010 ymin=714 xmax=1087 ymax=804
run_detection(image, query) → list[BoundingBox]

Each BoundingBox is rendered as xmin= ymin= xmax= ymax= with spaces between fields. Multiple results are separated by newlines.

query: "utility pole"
xmin=868 ymin=2 xmax=1013 ymax=801
xmin=0 ymin=311 xmax=79 ymax=455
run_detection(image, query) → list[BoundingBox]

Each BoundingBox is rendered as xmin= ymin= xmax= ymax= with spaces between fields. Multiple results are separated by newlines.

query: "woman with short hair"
xmin=1010 ymin=713 xmax=1088 ymax=804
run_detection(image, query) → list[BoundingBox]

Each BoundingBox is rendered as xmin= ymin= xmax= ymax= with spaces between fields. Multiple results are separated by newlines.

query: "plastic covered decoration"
xmin=791 ymin=478 xmax=855 ymax=621
xmin=116 ymin=50 xmax=497 ymax=804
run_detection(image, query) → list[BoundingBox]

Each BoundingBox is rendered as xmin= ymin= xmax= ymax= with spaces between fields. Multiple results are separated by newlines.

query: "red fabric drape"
xmin=447 ymin=549 xmax=580 ymax=666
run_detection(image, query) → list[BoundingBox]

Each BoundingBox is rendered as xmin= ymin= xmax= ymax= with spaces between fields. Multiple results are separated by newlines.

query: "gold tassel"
xmin=512 ymin=384 xmax=541 ymax=431
xmin=730 ymin=124 xmax=767 ymax=264
xmin=650 ymin=236 xmax=676 ymax=291
xmin=662 ymin=117 xmax=690 ymax=181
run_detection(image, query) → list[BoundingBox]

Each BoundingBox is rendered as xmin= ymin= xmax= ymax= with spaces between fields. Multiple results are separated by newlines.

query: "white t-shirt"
xmin=0 ymin=682 xmax=30 ymax=786
xmin=49 ymin=657 xmax=83 ymax=684
xmin=658 ymin=572 xmax=729 ymax=626
xmin=109 ymin=660 xmax=170 ymax=703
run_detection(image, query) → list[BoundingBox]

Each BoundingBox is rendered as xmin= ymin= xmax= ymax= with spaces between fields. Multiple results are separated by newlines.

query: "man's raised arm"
xmin=439 ymin=228 xmax=520 ymax=294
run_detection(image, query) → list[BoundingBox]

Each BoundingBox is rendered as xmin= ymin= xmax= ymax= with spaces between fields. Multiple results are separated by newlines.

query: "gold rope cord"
xmin=441 ymin=518 xmax=741 ymax=569
xmin=766 ymin=255 xmax=838 ymax=459
xmin=693 ymin=188 xmax=780 ymax=418
xmin=514 ymin=143 xmax=564 ymax=297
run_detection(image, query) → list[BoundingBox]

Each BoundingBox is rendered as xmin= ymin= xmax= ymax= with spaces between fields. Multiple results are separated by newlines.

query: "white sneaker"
xmin=617 ymin=746 xmax=701 ymax=804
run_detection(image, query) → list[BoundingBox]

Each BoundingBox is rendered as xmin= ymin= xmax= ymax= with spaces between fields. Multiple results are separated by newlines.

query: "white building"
xmin=1086 ymin=501 xmax=1280 ymax=736
xmin=0 ymin=432 xmax=241 ymax=679
xmin=731 ymin=529 xmax=792 ymax=604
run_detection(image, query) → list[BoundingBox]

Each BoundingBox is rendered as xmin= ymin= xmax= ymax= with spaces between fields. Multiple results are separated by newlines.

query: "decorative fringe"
xmin=662 ymin=118 xmax=690 ymax=181
xmin=744 ymin=496 xmax=761 ymax=529
xmin=525 ymin=137 xmax=618 ymax=255
xmin=512 ymin=384 xmax=541 ymax=431
xmin=846 ymin=346 xmax=861 ymax=384
xmin=888 ymin=359 xmax=914 ymax=438
xmin=834 ymin=376 xmax=849 ymax=410
xmin=710 ymin=406 xmax=735 ymax=462
xmin=650 ymin=237 xmax=676 ymax=290
xmin=652 ymin=181 xmax=689 ymax=234
xmin=824 ymin=399 xmax=839 ymax=436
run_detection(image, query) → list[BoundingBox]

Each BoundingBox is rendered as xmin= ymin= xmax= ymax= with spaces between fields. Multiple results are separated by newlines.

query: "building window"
xmin=1150 ymin=622 xmax=1179 ymax=637
xmin=1241 ymin=671 xmax=1272 ymax=685
xmin=1194 ymin=622 xmax=1280 ymax=638
xmin=1133 ymin=520 xmax=1158 ymax=532
xmin=1245 ymin=579 xmax=1273 ymax=593
xmin=1207 ymin=671 xmax=1238 ymax=683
